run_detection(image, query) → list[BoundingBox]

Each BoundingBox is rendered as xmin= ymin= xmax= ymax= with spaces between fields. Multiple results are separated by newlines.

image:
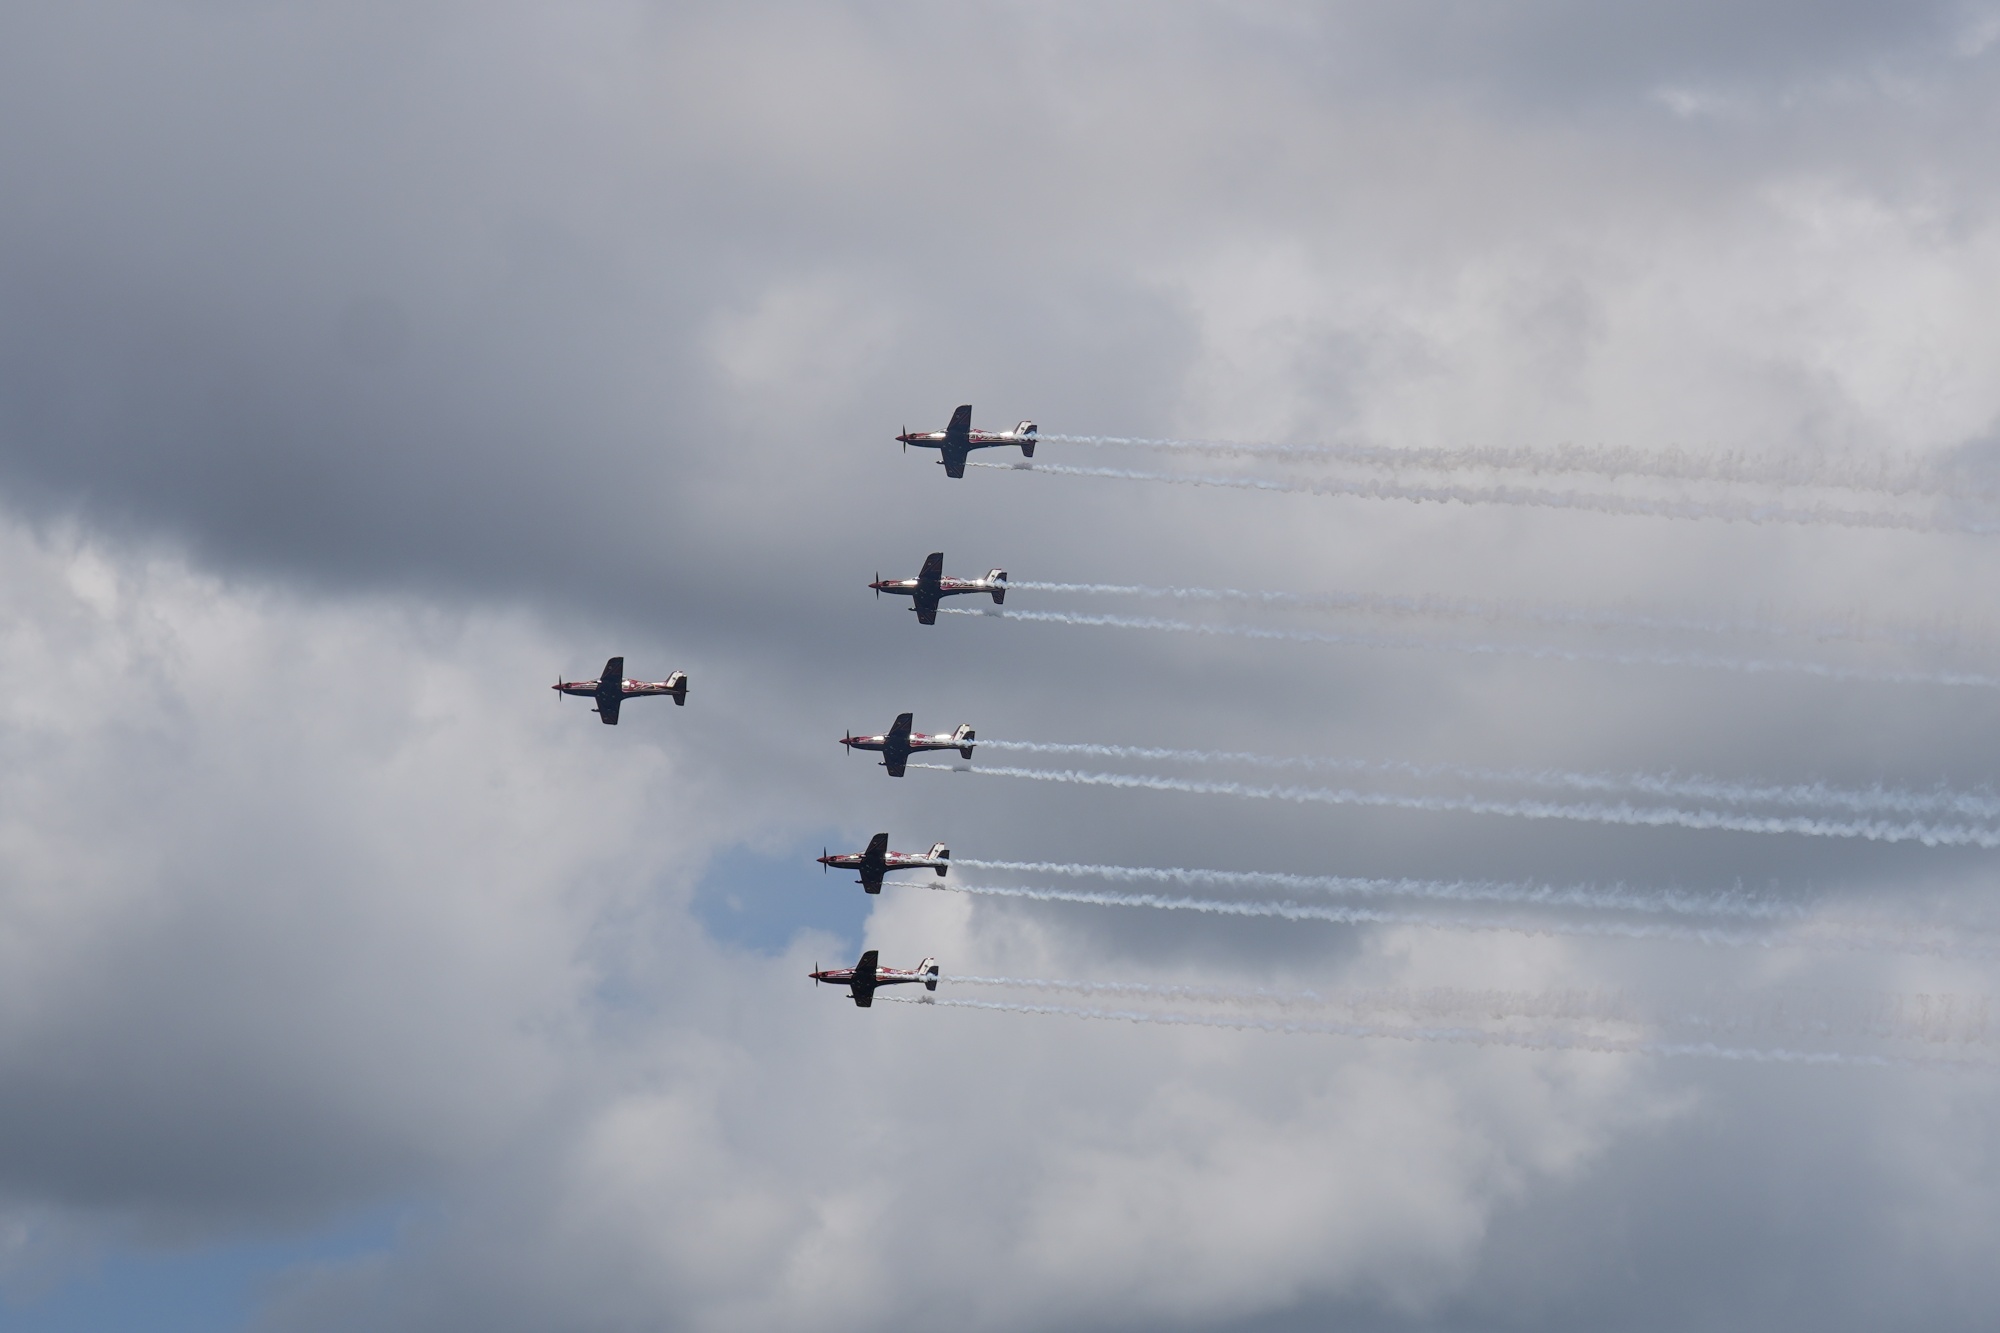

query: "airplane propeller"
xmin=821 ymin=848 xmax=828 ymax=873
xmin=843 ymin=730 xmax=852 ymax=755
xmin=873 ymin=573 xmax=881 ymax=600
xmin=901 ymin=425 xmax=907 ymax=454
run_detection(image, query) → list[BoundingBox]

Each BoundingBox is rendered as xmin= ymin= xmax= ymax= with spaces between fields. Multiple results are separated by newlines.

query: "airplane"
xmin=818 ymin=833 xmax=950 ymax=893
xmin=811 ymin=949 xmax=940 ymax=1007
xmin=897 ymin=405 xmax=1037 ymax=478
xmin=870 ymin=552 xmax=1007 ymax=625
xmin=841 ymin=711 xmax=975 ymax=777
xmin=553 ymin=656 xmax=689 ymax=724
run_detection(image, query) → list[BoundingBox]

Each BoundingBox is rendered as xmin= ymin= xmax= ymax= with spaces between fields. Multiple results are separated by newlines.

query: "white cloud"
xmin=3 ymin=2 xmax=2000 ymax=1330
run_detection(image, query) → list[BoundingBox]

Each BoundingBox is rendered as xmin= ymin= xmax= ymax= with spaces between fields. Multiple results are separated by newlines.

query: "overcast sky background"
xmin=3 ymin=2 xmax=2000 ymax=1330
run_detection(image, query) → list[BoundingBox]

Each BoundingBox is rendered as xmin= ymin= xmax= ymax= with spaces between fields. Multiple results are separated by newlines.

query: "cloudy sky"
xmin=4 ymin=2 xmax=2000 ymax=1329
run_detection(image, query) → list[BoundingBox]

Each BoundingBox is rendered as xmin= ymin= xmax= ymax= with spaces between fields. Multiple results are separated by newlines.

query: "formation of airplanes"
xmin=556 ymin=408 xmax=1039 ymax=1007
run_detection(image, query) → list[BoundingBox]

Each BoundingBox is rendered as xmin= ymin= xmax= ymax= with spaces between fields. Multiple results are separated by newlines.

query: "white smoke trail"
xmin=1035 ymin=433 xmax=1981 ymax=502
xmin=948 ymin=974 xmax=1643 ymax=1019
xmin=932 ymin=882 xmax=1991 ymax=960
xmin=998 ymin=579 xmax=1975 ymax=651
xmin=938 ymin=879 xmax=1767 ymax=946
xmin=909 ymin=764 xmax=2000 ymax=847
xmin=942 ymin=607 xmax=2000 ymax=691
xmin=949 ymin=975 xmax=1641 ymax=1024
xmin=966 ymin=740 xmax=2000 ymax=822
xmin=950 ymin=858 xmax=1809 ymax=922
xmin=880 ymin=994 xmax=1997 ymax=1070
xmin=964 ymin=461 xmax=1997 ymax=535
xmin=943 ymin=975 xmax=1995 ymax=1043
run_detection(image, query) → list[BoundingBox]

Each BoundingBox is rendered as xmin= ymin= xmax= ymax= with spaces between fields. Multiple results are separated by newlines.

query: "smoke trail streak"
xmin=964 ymin=461 xmax=1996 ymax=535
xmin=950 ymin=859 xmax=1809 ymax=922
xmin=909 ymin=764 xmax=2000 ymax=847
xmin=943 ymin=975 xmax=1996 ymax=1044
xmin=946 ymin=976 xmax=1641 ymax=1025
xmin=1035 ymin=433 xmax=1979 ymax=502
xmin=942 ymin=607 xmax=2000 ymax=692
xmin=948 ymin=974 xmax=1646 ymax=1021
xmin=880 ymin=994 xmax=1996 ymax=1070
xmin=966 ymin=739 xmax=2000 ymax=822
xmin=936 ymin=881 xmax=1997 ymax=959
xmin=937 ymin=879 xmax=1783 ymax=947
xmin=1000 ymin=579 xmax=1975 ymax=651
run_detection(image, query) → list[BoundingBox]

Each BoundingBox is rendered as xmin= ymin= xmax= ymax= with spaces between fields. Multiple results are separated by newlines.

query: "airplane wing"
xmin=883 ymin=712 xmax=912 ymax=776
xmin=851 ymin=950 xmax=879 ymax=1006
xmin=597 ymin=695 xmax=621 ymax=725
xmin=942 ymin=408 xmax=971 ymax=478
xmin=601 ymin=656 xmax=624 ymax=683
xmin=916 ymin=551 xmax=944 ymax=616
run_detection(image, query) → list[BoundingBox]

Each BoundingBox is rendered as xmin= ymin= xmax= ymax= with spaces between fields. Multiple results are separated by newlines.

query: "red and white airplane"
xmin=553 ymin=656 xmax=689 ymax=724
xmin=842 ymin=712 xmax=975 ymax=777
xmin=811 ymin=949 xmax=940 ymax=1007
xmin=818 ymin=833 xmax=950 ymax=894
xmin=897 ymin=405 xmax=1037 ymax=478
xmin=871 ymin=552 xmax=1007 ymax=625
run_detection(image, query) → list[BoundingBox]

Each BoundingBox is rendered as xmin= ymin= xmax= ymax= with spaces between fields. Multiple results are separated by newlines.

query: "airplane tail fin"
xmin=928 ymin=843 xmax=950 ymax=874
xmin=1016 ymin=422 xmax=1036 ymax=459
xmin=954 ymin=725 xmax=976 ymax=759
xmin=920 ymin=957 xmax=940 ymax=992
xmin=667 ymin=671 xmax=688 ymax=705
xmin=987 ymin=570 xmax=1007 ymax=605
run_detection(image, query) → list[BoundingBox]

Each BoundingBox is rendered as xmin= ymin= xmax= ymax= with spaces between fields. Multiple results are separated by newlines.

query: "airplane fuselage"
xmin=871 ymin=573 xmax=1006 ymax=601
xmin=897 ymin=427 xmax=1034 ymax=452
xmin=809 ymin=965 xmax=933 ymax=989
xmin=818 ymin=848 xmax=949 ymax=882
xmin=554 ymin=678 xmax=685 ymax=701
xmin=842 ymin=731 xmax=972 ymax=759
